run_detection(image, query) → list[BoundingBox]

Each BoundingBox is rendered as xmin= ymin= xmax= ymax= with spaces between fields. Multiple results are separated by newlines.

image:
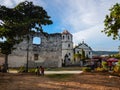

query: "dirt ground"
xmin=0 ymin=72 xmax=120 ymax=90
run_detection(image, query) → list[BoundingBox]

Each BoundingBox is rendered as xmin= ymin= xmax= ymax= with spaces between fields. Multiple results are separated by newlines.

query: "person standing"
xmin=108 ymin=61 xmax=112 ymax=71
xmin=40 ymin=66 xmax=44 ymax=76
xmin=35 ymin=66 xmax=39 ymax=76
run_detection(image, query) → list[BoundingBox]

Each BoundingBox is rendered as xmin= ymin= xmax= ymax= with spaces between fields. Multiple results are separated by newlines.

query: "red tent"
xmin=107 ymin=58 xmax=118 ymax=62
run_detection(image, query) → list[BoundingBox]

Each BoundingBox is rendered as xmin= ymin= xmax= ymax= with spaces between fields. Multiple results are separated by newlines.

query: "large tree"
xmin=0 ymin=1 xmax=52 ymax=72
xmin=102 ymin=3 xmax=120 ymax=40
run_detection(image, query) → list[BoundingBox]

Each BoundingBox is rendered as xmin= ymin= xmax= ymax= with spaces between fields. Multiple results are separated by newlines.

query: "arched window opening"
xmin=69 ymin=53 xmax=71 ymax=56
xmin=68 ymin=44 xmax=70 ymax=47
xmin=68 ymin=36 xmax=69 ymax=40
xmin=63 ymin=36 xmax=64 ymax=39
xmin=33 ymin=37 xmax=41 ymax=45
xmin=89 ymin=52 xmax=91 ymax=55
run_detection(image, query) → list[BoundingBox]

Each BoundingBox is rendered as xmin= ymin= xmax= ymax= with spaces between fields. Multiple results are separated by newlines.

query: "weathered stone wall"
xmin=8 ymin=32 xmax=62 ymax=68
xmin=31 ymin=33 xmax=62 ymax=67
xmin=8 ymin=56 xmax=26 ymax=67
xmin=0 ymin=57 xmax=4 ymax=65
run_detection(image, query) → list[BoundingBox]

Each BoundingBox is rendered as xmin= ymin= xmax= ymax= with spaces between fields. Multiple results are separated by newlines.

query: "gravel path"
xmin=8 ymin=70 xmax=83 ymax=74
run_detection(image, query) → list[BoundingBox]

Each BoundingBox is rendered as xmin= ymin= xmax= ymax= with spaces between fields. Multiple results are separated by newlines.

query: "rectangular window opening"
xmin=34 ymin=54 xmax=38 ymax=60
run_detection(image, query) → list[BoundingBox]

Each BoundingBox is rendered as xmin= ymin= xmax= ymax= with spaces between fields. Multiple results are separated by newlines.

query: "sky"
xmin=0 ymin=0 xmax=120 ymax=51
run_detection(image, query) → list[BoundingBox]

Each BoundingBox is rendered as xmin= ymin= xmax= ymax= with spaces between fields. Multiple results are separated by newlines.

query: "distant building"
xmin=74 ymin=41 xmax=92 ymax=59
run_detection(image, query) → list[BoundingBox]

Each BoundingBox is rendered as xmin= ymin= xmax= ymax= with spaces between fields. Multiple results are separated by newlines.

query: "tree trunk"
xmin=4 ymin=54 xmax=8 ymax=72
xmin=26 ymin=35 xmax=29 ymax=72
xmin=26 ymin=47 xmax=29 ymax=72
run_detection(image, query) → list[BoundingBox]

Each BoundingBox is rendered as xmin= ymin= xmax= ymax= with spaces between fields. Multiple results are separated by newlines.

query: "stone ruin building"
xmin=8 ymin=30 xmax=74 ymax=68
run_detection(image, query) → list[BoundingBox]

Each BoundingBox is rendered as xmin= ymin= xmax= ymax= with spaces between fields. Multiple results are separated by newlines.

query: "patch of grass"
xmin=82 ymin=67 xmax=91 ymax=72
xmin=45 ymin=74 xmax=73 ymax=81
xmin=45 ymin=67 xmax=82 ymax=71
xmin=9 ymin=67 xmax=82 ymax=71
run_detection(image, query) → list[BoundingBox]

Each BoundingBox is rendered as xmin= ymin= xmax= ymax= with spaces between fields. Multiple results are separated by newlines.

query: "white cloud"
xmin=58 ymin=0 xmax=120 ymax=51
xmin=60 ymin=0 xmax=103 ymax=32
xmin=0 ymin=0 xmax=24 ymax=7
xmin=60 ymin=0 xmax=120 ymax=31
xmin=0 ymin=0 xmax=46 ymax=8
xmin=73 ymin=25 xmax=103 ymax=44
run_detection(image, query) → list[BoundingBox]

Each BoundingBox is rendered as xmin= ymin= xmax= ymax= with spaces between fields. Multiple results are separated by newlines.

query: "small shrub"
xmin=28 ymin=68 xmax=36 ymax=73
xmin=113 ymin=60 xmax=120 ymax=73
xmin=102 ymin=61 xmax=108 ymax=70
xmin=82 ymin=67 xmax=91 ymax=72
xmin=114 ymin=66 xmax=120 ymax=73
xmin=96 ymin=67 xmax=105 ymax=72
xmin=18 ymin=66 xmax=25 ymax=73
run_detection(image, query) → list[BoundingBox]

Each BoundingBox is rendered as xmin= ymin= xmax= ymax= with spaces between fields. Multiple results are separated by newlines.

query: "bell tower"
xmin=62 ymin=30 xmax=73 ymax=66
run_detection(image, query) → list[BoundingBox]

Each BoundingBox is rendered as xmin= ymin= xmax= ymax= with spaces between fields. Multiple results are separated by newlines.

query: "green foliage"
xmin=74 ymin=53 xmax=81 ymax=61
xmin=114 ymin=66 xmax=120 ymax=73
xmin=18 ymin=68 xmax=36 ymax=73
xmin=102 ymin=61 xmax=108 ymax=70
xmin=113 ymin=60 xmax=120 ymax=73
xmin=96 ymin=67 xmax=105 ymax=72
xmin=102 ymin=3 xmax=120 ymax=40
xmin=81 ymin=49 xmax=85 ymax=60
xmin=117 ymin=60 xmax=120 ymax=66
xmin=74 ymin=53 xmax=81 ymax=58
xmin=28 ymin=68 xmax=36 ymax=73
xmin=18 ymin=66 xmax=25 ymax=73
xmin=112 ymin=54 xmax=120 ymax=59
xmin=14 ymin=1 xmax=53 ymax=33
xmin=46 ymin=74 xmax=73 ymax=80
xmin=82 ymin=67 xmax=91 ymax=72
xmin=45 ymin=67 xmax=82 ymax=71
xmin=0 ymin=41 xmax=12 ymax=54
